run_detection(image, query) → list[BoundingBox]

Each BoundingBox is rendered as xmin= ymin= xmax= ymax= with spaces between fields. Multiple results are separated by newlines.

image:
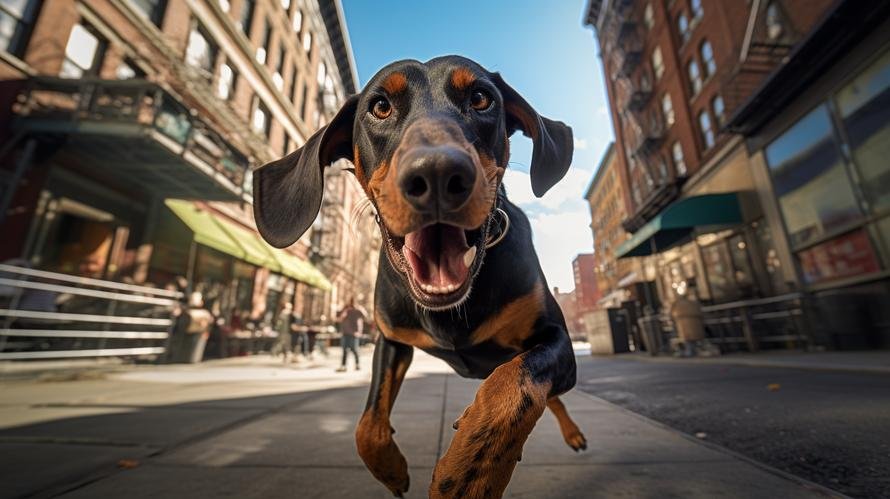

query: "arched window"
xmin=699 ymin=110 xmax=715 ymax=149
xmin=712 ymin=95 xmax=725 ymax=126
xmin=652 ymin=46 xmax=664 ymax=80
xmin=687 ymin=59 xmax=702 ymax=94
xmin=691 ymin=0 xmax=704 ymax=20
xmin=662 ymin=93 xmax=675 ymax=126
xmin=672 ymin=142 xmax=687 ymax=176
xmin=700 ymin=40 xmax=716 ymax=77
xmin=677 ymin=13 xmax=690 ymax=43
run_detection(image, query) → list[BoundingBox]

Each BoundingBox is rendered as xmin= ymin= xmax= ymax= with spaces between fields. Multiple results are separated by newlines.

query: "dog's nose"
xmin=398 ymin=147 xmax=476 ymax=214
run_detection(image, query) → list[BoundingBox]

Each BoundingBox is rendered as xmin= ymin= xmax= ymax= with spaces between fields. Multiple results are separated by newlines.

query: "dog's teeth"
xmin=463 ymin=246 xmax=477 ymax=267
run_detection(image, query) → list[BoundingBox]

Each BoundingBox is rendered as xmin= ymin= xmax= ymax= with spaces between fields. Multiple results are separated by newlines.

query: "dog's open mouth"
xmin=383 ymin=223 xmax=487 ymax=310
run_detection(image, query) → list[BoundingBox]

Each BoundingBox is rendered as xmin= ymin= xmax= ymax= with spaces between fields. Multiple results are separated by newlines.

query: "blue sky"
xmin=341 ymin=0 xmax=613 ymax=291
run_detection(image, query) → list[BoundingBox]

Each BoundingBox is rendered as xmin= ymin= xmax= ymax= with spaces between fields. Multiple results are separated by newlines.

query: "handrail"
xmin=0 ymin=309 xmax=172 ymax=326
xmin=0 ymin=277 xmax=179 ymax=307
xmin=0 ymin=264 xmax=182 ymax=299
xmin=0 ymin=329 xmax=169 ymax=339
xmin=701 ymin=292 xmax=803 ymax=313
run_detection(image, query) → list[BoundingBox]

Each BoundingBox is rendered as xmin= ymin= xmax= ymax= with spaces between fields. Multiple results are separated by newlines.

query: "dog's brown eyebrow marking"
xmin=381 ymin=72 xmax=408 ymax=95
xmin=450 ymin=67 xmax=476 ymax=90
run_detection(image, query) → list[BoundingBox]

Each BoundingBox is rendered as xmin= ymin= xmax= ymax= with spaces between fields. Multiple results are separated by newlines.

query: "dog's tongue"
xmin=403 ymin=224 xmax=473 ymax=292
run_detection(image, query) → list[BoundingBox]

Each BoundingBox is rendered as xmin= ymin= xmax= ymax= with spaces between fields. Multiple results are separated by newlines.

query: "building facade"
xmin=0 ymin=0 xmax=375 ymax=340
xmin=583 ymin=0 xmax=888 ymax=350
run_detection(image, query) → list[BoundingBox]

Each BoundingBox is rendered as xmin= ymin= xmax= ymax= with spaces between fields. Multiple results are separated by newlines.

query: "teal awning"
xmin=616 ymin=193 xmax=743 ymax=258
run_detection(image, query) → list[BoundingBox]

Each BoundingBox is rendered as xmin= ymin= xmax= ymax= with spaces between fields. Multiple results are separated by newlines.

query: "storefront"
xmin=729 ymin=5 xmax=890 ymax=348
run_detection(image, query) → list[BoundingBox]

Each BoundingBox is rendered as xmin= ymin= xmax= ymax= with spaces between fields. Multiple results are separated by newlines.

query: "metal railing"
xmin=701 ymin=293 xmax=812 ymax=352
xmin=12 ymin=76 xmax=250 ymax=192
xmin=0 ymin=264 xmax=182 ymax=361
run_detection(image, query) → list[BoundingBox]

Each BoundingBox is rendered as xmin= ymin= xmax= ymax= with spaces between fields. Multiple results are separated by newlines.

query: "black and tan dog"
xmin=253 ymin=55 xmax=586 ymax=498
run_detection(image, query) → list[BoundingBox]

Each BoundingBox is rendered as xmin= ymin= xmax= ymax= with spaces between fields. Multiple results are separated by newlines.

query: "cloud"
xmin=503 ymin=168 xmax=593 ymax=211
xmin=573 ymin=138 xmax=589 ymax=150
xmin=596 ymin=105 xmax=609 ymax=116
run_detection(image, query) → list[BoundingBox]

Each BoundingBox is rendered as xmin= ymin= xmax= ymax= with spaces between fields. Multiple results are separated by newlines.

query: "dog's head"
xmin=254 ymin=56 xmax=573 ymax=310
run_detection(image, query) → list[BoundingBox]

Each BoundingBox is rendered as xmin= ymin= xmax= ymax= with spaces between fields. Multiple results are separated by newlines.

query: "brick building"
xmin=0 ymin=0 xmax=377 ymax=336
xmin=584 ymin=0 xmax=890 ymax=350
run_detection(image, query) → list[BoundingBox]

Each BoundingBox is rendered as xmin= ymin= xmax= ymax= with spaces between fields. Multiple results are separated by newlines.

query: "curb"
xmin=572 ymin=389 xmax=849 ymax=498
xmin=609 ymin=353 xmax=890 ymax=375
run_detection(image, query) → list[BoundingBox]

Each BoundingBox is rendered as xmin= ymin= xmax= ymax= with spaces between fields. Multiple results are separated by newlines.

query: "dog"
xmin=253 ymin=55 xmax=586 ymax=498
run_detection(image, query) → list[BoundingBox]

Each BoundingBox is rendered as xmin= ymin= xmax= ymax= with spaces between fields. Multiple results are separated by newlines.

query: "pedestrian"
xmin=670 ymin=282 xmax=711 ymax=357
xmin=271 ymin=302 xmax=293 ymax=362
xmin=335 ymin=299 xmax=365 ymax=372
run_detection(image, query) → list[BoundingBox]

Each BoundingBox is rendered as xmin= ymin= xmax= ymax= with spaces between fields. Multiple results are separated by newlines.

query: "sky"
xmin=341 ymin=0 xmax=613 ymax=291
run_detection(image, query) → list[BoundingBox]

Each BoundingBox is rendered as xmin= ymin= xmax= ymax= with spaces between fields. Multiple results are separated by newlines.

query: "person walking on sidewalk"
xmin=335 ymin=299 xmax=365 ymax=372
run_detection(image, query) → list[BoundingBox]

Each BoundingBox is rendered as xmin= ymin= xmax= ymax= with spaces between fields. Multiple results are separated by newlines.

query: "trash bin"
xmin=637 ymin=315 xmax=663 ymax=356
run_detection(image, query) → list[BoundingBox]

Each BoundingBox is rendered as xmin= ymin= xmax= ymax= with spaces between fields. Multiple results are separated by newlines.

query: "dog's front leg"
xmin=356 ymin=335 xmax=413 ymax=497
xmin=430 ymin=326 xmax=576 ymax=499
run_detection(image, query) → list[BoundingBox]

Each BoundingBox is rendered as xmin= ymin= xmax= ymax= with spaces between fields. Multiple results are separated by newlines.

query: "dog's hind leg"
xmin=356 ymin=335 xmax=413 ymax=497
xmin=548 ymin=396 xmax=587 ymax=451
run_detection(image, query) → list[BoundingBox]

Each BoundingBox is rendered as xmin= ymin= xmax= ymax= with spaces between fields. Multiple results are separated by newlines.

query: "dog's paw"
xmin=564 ymin=429 xmax=588 ymax=452
xmin=356 ymin=417 xmax=410 ymax=496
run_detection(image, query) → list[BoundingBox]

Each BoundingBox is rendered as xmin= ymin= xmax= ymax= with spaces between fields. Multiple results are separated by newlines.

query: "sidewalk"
xmin=607 ymin=349 xmax=890 ymax=374
xmin=0 ymin=350 xmax=841 ymax=498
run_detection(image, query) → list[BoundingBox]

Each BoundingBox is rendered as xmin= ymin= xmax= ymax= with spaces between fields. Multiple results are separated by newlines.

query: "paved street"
xmin=0 ymin=348 xmax=842 ymax=499
xmin=576 ymin=355 xmax=890 ymax=499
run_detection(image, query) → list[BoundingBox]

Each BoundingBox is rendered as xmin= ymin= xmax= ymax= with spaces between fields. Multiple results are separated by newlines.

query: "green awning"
xmin=615 ymin=193 xmax=743 ymax=258
xmin=214 ymin=216 xmax=281 ymax=271
xmin=269 ymin=248 xmax=332 ymax=291
xmin=164 ymin=200 xmax=245 ymax=260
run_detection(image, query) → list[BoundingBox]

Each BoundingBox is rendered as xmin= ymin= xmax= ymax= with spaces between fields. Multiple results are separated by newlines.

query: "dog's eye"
xmin=470 ymin=90 xmax=492 ymax=111
xmin=370 ymin=98 xmax=392 ymax=119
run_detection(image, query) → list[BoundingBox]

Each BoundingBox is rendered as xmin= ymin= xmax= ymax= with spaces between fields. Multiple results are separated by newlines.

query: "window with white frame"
xmin=643 ymin=3 xmax=654 ymax=30
xmin=280 ymin=0 xmax=290 ymax=10
xmin=252 ymin=98 xmax=271 ymax=137
xmin=273 ymin=44 xmax=285 ymax=90
xmin=712 ymin=94 xmax=725 ymax=126
xmin=303 ymin=31 xmax=312 ymax=53
xmin=185 ymin=24 xmax=217 ymax=78
xmin=256 ymin=18 xmax=270 ymax=64
xmin=651 ymin=46 xmax=664 ymax=80
xmin=687 ymin=59 xmax=702 ymax=94
xmin=672 ymin=142 xmax=687 ymax=176
xmin=292 ymin=9 xmax=303 ymax=33
xmin=662 ymin=94 xmax=675 ymax=126
xmin=677 ymin=13 xmax=690 ymax=43
xmin=217 ymin=62 xmax=237 ymax=100
xmin=766 ymin=2 xmax=784 ymax=40
xmin=130 ymin=0 xmax=166 ymax=26
xmin=700 ymin=40 xmax=716 ymax=78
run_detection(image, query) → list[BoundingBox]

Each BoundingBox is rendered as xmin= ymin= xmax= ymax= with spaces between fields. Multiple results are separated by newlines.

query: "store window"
xmin=643 ymin=3 xmax=654 ymax=30
xmin=700 ymin=40 xmax=716 ymax=78
xmin=702 ymin=241 xmax=740 ymax=302
xmin=238 ymin=0 xmax=255 ymax=34
xmin=687 ymin=59 xmax=702 ymax=95
xmin=60 ymin=23 xmax=106 ymax=78
xmin=699 ymin=110 xmax=715 ymax=149
xmin=652 ymin=46 xmax=664 ymax=80
xmin=754 ymin=220 xmax=786 ymax=294
xmin=672 ymin=141 xmax=686 ymax=176
xmin=712 ymin=94 xmax=725 ymax=127
xmin=677 ymin=13 xmax=690 ymax=44
xmin=797 ymin=229 xmax=880 ymax=284
xmin=0 ymin=0 xmax=39 ymax=57
xmin=217 ymin=62 xmax=237 ymax=100
xmin=765 ymin=105 xmax=861 ymax=248
xmin=661 ymin=93 xmax=675 ymax=126
xmin=835 ymin=50 xmax=890 ymax=213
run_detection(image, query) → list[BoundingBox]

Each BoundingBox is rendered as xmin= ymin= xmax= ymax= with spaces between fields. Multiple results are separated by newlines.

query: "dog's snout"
xmin=398 ymin=147 xmax=476 ymax=214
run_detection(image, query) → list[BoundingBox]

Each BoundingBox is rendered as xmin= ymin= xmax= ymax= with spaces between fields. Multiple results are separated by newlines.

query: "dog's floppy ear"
xmin=253 ymin=95 xmax=359 ymax=248
xmin=492 ymin=73 xmax=573 ymax=197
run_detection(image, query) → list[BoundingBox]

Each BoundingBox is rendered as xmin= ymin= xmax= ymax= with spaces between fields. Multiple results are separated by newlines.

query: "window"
xmin=60 ymin=24 xmax=106 ymax=78
xmin=766 ymin=2 xmax=784 ymax=40
xmin=273 ymin=44 xmax=285 ymax=89
xmin=317 ymin=61 xmax=326 ymax=86
xmin=712 ymin=95 xmax=725 ymax=126
xmin=300 ymin=82 xmax=309 ymax=120
xmin=662 ymin=93 xmax=675 ymax=126
xmin=651 ymin=46 xmax=664 ymax=80
xmin=677 ymin=13 xmax=690 ymax=43
xmin=1 ymin=0 xmax=40 ymax=57
xmin=691 ymin=0 xmax=703 ymax=20
xmin=643 ymin=3 xmax=654 ymax=30
xmin=283 ymin=134 xmax=290 ymax=155
xmin=292 ymin=9 xmax=302 ymax=33
xmin=700 ymin=40 xmax=716 ymax=78
xmin=765 ymin=105 xmax=861 ymax=248
xmin=130 ymin=0 xmax=166 ymax=26
xmin=672 ymin=142 xmax=686 ymax=176
xmin=252 ymin=98 xmax=271 ymax=137
xmin=699 ymin=110 xmax=714 ymax=149
xmin=218 ymin=0 xmax=230 ymax=12
xmin=217 ymin=62 xmax=237 ymax=100
xmin=280 ymin=0 xmax=290 ymax=10
xmin=687 ymin=59 xmax=702 ymax=94
xmin=116 ymin=59 xmax=144 ymax=79
xmin=290 ymin=69 xmax=299 ymax=104
xmin=238 ymin=0 xmax=255 ymax=33
xmin=302 ymin=31 xmax=312 ymax=53
xmin=185 ymin=24 xmax=217 ymax=77
xmin=256 ymin=18 xmax=270 ymax=64
xmin=835 ymin=49 xmax=890 ymax=212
